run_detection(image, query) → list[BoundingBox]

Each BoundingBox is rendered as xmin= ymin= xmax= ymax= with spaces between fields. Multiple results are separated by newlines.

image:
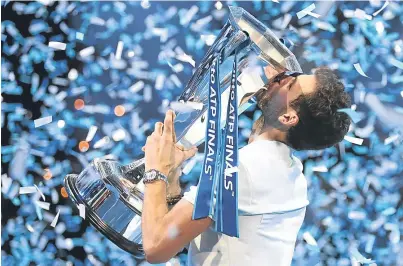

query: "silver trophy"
xmin=64 ymin=6 xmax=302 ymax=258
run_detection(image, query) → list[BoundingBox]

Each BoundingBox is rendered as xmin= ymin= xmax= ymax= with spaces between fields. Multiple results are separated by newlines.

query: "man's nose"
xmin=278 ymin=76 xmax=293 ymax=87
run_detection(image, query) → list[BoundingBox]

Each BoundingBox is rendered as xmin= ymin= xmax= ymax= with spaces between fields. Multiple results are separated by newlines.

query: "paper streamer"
xmin=51 ymin=210 xmax=60 ymax=227
xmin=353 ymin=63 xmax=370 ymax=78
xmin=48 ymin=41 xmax=66 ymax=50
xmin=344 ymin=135 xmax=364 ymax=145
xmin=78 ymin=204 xmax=85 ymax=219
xmin=19 ymin=186 xmax=37 ymax=194
xmin=34 ymin=116 xmax=52 ymax=128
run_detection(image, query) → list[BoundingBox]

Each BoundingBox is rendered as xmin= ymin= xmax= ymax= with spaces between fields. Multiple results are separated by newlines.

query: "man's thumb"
xmin=183 ymin=147 xmax=198 ymax=160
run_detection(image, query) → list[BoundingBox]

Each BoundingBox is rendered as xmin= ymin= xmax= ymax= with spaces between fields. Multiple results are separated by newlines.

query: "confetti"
xmin=19 ymin=186 xmax=37 ymax=194
xmin=170 ymin=101 xmax=203 ymax=113
xmin=26 ymin=224 xmax=35 ymax=233
xmin=296 ymin=4 xmax=320 ymax=19
xmin=93 ymin=136 xmax=110 ymax=149
xmin=51 ymin=210 xmax=60 ymax=227
xmin=86 ymin=126 xmax=98 ymax=142
xmin=34 ymin=184 xmax=45 ymax=201
xmin=350 ymin=246 xmax=376 ymax=264
xmin=34 ymin=116 xmax=52 ymax=128
xmin=79 ymin=46 xmax=95 ymax=57
xmin=354 ymin=8 xmax=373 ymax=20
xmin=35 ymin=201 xmax=50 ymax=210
xmin=389 ymin=57 xmax=403 ymax=70
xmin=78 ymin=204 xmax=85 ymax=219
xmin=353 ymin=63 xmax=369 ymax=78
xmin=48 ymin=41 xmax=66 ymax=50
xmin=115 ymin=41 xmax=123 ymax=60
xmin=75 ymin=32 xmax=84 ymax=41
xmin=372 ymin=0 xmax=389 ymax=16
xmin=384 ymin=134 xmax=399 ymax=145
xmin=302 ymin=232 xmax=318 ymax=246
xmin=176 ymin=53 xmax=196 ymax=67
xmin=344 ymin=135 xmax=364 ymax=145
xmin=312 ymin=165 xmax=328 ymax=172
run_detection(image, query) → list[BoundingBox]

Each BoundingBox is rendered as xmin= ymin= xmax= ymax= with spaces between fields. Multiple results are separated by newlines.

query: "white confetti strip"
xmin=34 ymin=184 xmax=45 ymax=201
xmin=272 ymin=0 xmax=279 ymax=3
xmin=34 ymin=116 xmax=52 ymax=128
xmin=129 ymin=81 xmax=145 ymax=94
xmin=36 ymin=201 xmax=50 ymax=210
xmin=26 ymin=224 xmax=35 ymax=233
xmin=215 ymin=1 xmax=223 ymax=9
xmin=94 ymin=136 xmax=110 ymax=149
xmin=90 ymin=17 xmax=105 ymax=26
xmin=115 ymin=41 xmax=123 ymax=60
xmin=155 ymin=74 xmax=165 ymax=90
xmin=176 ymin=53 xmax=195 ymax=67
xmin=353 ymin=63 xmax=369 ymax=78
xmin=354 ymin=8 xmax=373 ymax=20
xmin=303 ymin=232 xmax=318 ymax=246
xmin=296 ymin=4 xmax=320 ymax=19
xmin=350 ymin=247 xmax=376 ymax=264
xmin=78 ymin=204 xmax=85 ymax=219
xmin=170 ymin=101 xmax=203 ymax=113
xmin=344 ymin=135 xmax=364 ymax=145
xmin=384 ymin=134 xmax=399 ymax=145
xmin=19 ymin=186 xmax=37 ymax=194
xmin=316 ymin=21 xmax=336 ymax=32
xmin=224 ymin=167 xmax=239 ymax=175
xmin=51 ymin=210 xmax=60 ymax=227
xmin=86 ymin=126 xmax=98 ymax=142
xmin=112 ymin=129 xmax=126 ymax=141
xmin=312 ymin=165 xmax=328 ymax=172
xmin=389 ymin=57 xmax=403 ymax=70
xmin=372 ymin=0 xmax=389 ymax=16
xmin=48 ymin=41 xmax=66 ymax=50
xmin=79 ymin=46 xmax=95 ymax=57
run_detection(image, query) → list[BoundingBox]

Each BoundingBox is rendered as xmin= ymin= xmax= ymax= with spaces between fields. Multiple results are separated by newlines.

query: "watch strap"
xmin=143 ymin=169 xmax=168 ymax=185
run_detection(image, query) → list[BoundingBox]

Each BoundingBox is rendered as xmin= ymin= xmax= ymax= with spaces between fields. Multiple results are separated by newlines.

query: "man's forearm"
xmin=142 ymin=180 xmax=168 ymax=252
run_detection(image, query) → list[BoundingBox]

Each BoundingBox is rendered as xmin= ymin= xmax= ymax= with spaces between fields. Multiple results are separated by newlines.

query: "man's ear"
xmin=278 ymin=111 xmax=299 ymax=127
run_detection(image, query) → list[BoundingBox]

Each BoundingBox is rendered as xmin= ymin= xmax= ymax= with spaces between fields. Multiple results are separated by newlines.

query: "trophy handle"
xmin=122 ymin=158 xmax=145 ymax=183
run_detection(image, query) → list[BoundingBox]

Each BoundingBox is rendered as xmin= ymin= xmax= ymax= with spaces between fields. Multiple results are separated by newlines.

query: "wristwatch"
xmin=143 ymin=169 xmax=168 ymax=185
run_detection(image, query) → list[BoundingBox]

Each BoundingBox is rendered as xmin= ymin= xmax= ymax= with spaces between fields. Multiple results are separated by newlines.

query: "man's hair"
xmin=286 ymin=67 xmax=352 ymax=151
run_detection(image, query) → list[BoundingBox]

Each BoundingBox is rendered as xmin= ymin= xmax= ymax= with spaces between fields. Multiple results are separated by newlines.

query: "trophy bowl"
xmin=65 ymin=6 xmax=303 ymax=257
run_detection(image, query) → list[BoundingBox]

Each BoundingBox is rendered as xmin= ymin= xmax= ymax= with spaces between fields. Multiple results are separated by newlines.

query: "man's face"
xmin=256 ymin=66 xmax=317 ymax=127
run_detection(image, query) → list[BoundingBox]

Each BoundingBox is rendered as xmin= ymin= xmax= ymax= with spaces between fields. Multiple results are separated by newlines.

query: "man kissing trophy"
xmin=65 ymin=6 xmax=311 ymax=263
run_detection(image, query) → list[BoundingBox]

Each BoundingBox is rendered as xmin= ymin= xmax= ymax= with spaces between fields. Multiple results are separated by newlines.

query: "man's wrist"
xmin=143 ymin=169 xmax=169 ymax=185
xmin=145 ymin=165 xmax=170 ymax=177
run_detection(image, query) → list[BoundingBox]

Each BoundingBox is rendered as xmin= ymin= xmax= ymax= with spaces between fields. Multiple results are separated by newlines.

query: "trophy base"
xmin=64 ymin=174 xmax=144 ymax=258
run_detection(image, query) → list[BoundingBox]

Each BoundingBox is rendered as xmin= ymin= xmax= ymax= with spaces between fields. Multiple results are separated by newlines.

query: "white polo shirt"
xmin=183 ymin=140 xmax=309 ymax=266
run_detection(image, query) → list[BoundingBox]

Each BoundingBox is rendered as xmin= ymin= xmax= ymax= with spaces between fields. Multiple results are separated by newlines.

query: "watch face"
xmin=150 ymin=171 xmax=156 ymax=179
xmin=146 ymin=170 xmax=156 ymax=180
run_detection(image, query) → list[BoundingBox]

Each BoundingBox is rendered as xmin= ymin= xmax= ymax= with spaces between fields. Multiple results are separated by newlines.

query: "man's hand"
xmin=143 ymin=110 xmax=198 ymax=177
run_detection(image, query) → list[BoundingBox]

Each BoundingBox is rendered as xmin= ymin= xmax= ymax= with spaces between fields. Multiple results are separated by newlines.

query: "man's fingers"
xmin=182 ymin=147 xmax=198 ymax=161
xmin=154 ymin=122 xmax=163 ymax=136
xmin=163 ymin=110 xmax=174 ymax=139
xmin=176 ymin=144 xmax=185 ymax=151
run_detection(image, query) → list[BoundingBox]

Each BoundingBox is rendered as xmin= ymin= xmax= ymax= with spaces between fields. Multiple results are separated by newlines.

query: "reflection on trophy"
xmin=64 ymin=6 xmax=302 ymax=257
